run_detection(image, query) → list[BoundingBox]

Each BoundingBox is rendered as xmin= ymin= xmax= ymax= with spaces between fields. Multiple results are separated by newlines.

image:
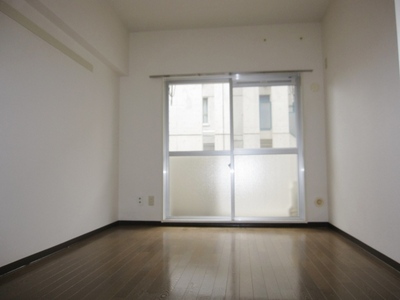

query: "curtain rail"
xmin=149 ymin=69 xmax=313 ymax=79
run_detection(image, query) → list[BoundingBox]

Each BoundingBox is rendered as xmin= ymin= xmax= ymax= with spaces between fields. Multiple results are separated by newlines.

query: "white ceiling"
xmin=108 ymin=0 xmax=331 ymax=32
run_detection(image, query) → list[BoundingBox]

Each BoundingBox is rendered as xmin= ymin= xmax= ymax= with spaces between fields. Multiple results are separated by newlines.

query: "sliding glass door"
xmin=232 ymin=75 xmax=302 ymax=219
xmin=164 ymin=73 xmax=304 ymax=222
xmin=166 ymin=82 xmax=232 ymax=219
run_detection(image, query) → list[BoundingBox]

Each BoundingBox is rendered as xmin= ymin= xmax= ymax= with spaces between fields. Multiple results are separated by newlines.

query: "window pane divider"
xmin=169 ymin=151 xmax=231 ymax=157
xmin=169 ymin=148 xmax=298 ymax=156
xmin=234 ymin=148 xmax=298 ymax=155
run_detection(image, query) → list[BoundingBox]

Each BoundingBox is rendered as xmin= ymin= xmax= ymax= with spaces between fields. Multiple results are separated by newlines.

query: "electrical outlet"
xmin=315 ymin=198 xmax=324 ymax=207
xmin=148 ymin=196 xmax=154 ymax=206
xmin=138 ymin=196 xmax=143 ymax=206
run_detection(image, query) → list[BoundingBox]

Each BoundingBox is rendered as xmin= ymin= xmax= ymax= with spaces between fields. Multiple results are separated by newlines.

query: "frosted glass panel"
xmin=169 ymin=83 xmax=230 ymax=151
xmin=235 ymin=155 xmax=299 ymax=217
xmin=233 ymin=86 xmax=297 ymax=149
xmin=169 ymin=156 xmax=231 ymax=217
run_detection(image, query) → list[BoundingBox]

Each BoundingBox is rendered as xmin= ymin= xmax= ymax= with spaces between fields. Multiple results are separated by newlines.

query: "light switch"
xmin=148 ymin=196 xmax=154 ymax=206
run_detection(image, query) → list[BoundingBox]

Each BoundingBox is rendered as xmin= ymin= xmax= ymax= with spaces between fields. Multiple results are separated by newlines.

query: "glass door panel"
xmin=168 ymin=83 xmax=230 ymax=152
xmin=232 ymin=73 xmax=302 ymax=220
xmin=169 ymin=156 xmax=231 ymax=217
xmin=233 ymin=84 xmax=297 ymax=149
xmin=167 ymin=82 xmax=231 ymax=219
xmin=234 ymin=154 xmax=299 ymax=218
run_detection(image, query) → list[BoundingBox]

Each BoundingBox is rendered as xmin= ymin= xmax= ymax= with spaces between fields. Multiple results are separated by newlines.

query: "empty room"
xmin=1 ymin=0 xmax=400 ymax=299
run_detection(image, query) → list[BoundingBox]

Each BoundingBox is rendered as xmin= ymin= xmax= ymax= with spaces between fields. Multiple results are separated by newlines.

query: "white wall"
xmin=119 ymin=23 xmax=329 ymax=222
xmin=323 ymin=0 xmax=400 ymax=263
xmin=0 ymin=1 xmax=123 ymax=268
xmin=30 ymin=0 xmax=129 ymax=75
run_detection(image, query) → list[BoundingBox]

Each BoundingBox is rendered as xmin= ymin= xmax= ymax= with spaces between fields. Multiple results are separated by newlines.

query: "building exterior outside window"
xmin=169 ymin=84 xmax=296 ymax=151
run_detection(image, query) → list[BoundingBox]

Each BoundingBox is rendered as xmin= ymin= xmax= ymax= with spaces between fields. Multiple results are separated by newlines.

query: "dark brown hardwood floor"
xmin=0 ymin=226 xmax=399 ymax=299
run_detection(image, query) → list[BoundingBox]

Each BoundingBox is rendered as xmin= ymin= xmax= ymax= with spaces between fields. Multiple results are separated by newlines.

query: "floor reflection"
xmin=2 ymin=226 xmax=398 ymax=299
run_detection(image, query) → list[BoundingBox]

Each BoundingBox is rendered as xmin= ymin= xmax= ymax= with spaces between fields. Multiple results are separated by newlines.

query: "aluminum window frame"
xmin=163 ymin=73 xmax=305 ymax=223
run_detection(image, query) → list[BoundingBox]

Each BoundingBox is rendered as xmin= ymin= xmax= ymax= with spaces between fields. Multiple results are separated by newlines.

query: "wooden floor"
xmin=0 ymin=226 xmax=399 ymax=299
